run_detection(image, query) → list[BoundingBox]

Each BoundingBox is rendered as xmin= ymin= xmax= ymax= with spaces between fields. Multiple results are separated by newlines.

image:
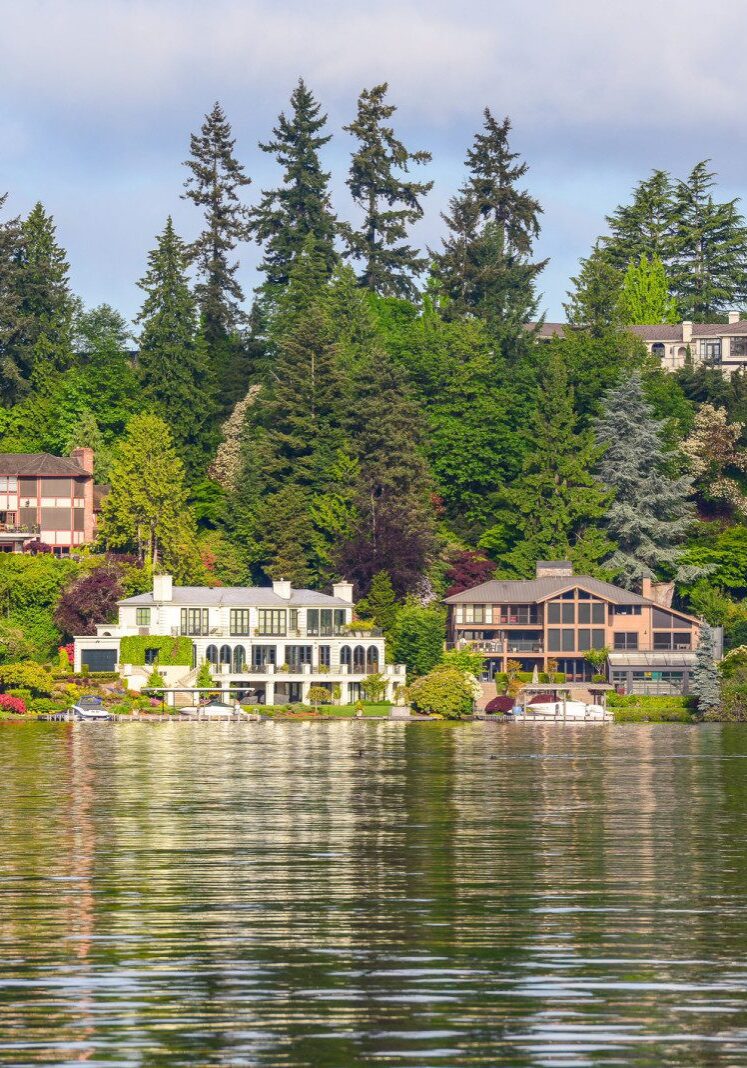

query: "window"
xmin=614 ymin=605 xmax=641 ymax=616
xmin=181 ymin=607 xmax=208 ymax=635
xmin=652 ymin=607 xmax=681 ymax=628
xmin=219 ymin=644 xmax=231 ymax=665
xmin=465 ymin=605 xmax=485 ymax=624
xmin=232 ymin=646 xmax=246 ymax=672
xmin=0 ymin=476 xmax=17 ymax=492
xmin=561 ymin=603 xmax=574 ymax=624
xmin=318 ymin=645 xmax=331 ymax=668
xmin=285 ymin=645 xmax=312 ymax=669
xmin=289 ymin=609 xmax=299 ymax=633
xmin=577 ymin=590 xmax=591 ymax=600
xmin=252 ymin=645 xmax=276 ymax=667
xmin=230 ymin=609 xmax=250 ymax=636
xmin=548 ymin=629 xmax=561 ymax=652
xmin=699 ymin=338 xmax=722 ymax=363
xmin=654 ymin=632 xmax=692 ymax=650
xmin=353 ymin=645 xmax=366 ymax=670
xmin=340 ymin=646 xmax=351 ymax=667
xmin=561 ymin=630 xmax=575 ymax=652
xmin=206 ymin=644 xmax=218 ymax=665
xmin=144 ymin=647 xmax=159 ymax=665
xmin=334 ymin=609 xmax=346 ymax=633
xmin=614 ymin=632 xmax=639 ymax=650
xmin=560 ymin=589 xmax=576 ymax=599
xmin=547 ymin=603 xmax=561 ymax=624
xmin=367 ymin=645 xmax=379 ymax=671
xmin=136 ymin=608 xmax=151 ymax=626
xmin=257 ymin=609 xmax=286 ymax=636
xmin=731 ymin=337 xmax=747 ymax=360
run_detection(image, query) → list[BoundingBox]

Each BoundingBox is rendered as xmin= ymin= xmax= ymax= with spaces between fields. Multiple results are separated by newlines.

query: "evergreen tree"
xmin=595 ymin=371 xmax=696 ymax=589
xmin=691 ymin=624 xmax=721 ymax=716
xmin=6 ymin=202 xmax=75 ymax=397
xmin=98 ymin=413 xmax=201 ymax=579
xmin=496 ymin=350 xmax=609 ymax=576
xmin=432 ymin=110 xmax=546 ymax=343
xmin=0 ymin=194 xmax=24 ymax=404
xmin=356 ymin=570 xmax=399 ymax=634
xmin=670 ymin=161 xmax=747 ymax=320
xmin=565 ymin=245 xmax=623 ymax=335
xmin=617 ymin=254 xmax=678 ymax=324
xmin=182 ymin=101 xmax=251 ymax=343
xmin=602 ymin=169 xmax=676 ymax=271
xmin=344 ymin=83 xmax=432 ymax=298
xmin=73 ymin=304 xmax=138 ymax=439
xmin=136 ymin=217 xmax=216 ymax=475
xmin=64 ymin=412 xmax=111 ymax=481
xmin=248 ymin=79 xmax=338 ymax=287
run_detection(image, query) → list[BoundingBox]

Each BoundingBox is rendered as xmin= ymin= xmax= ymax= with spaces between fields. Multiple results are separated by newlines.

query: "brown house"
xmin=0 ymin=447 xmax=103 ymax=555
xmin=444 ymin=561 xmax=709 ymax=695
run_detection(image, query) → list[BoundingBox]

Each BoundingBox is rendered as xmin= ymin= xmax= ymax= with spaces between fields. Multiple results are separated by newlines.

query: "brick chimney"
xmin=71 ymin=446 xmax=94 ymax=474
xmin=682 ymin=321 xmax=693 ymax=344
xmin=535 ymin=560 xmax=573 ymax=579
xmin=641 ymin=578 xmax=674 ymax=607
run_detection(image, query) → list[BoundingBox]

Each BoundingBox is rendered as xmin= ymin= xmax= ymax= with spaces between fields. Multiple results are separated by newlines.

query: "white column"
xmin=265 ymin=680 xmax=275 ymax=706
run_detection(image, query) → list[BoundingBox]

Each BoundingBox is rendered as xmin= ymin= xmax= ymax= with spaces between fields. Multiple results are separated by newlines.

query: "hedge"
xmin=495 ymin=670 xmax=567 ymax=692
xmin=119 ymin=636 xmax=193 ymax=666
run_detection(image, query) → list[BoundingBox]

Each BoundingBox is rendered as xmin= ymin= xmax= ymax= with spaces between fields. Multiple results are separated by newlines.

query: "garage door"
xmin=81 ymin=649 xmax=117 ymax=672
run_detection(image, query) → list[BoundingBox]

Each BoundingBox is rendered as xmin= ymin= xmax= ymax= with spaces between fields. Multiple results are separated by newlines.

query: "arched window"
xmin=340 ymin=646 xmax=351 ymax=667
xmin=353 ymin=645 xmax=366 ymax=671
xmin=206 ymin=645 xmax=218 ymax=666
xmin=366 ymin=645 xmax=379 ymax=671
xmin=232 ymin=645 xmax=246 ymax=672
xmin=651 ymin=342 xmax=665 ymax=361
xmin=219 ymin=644 xmax=232 ymax=665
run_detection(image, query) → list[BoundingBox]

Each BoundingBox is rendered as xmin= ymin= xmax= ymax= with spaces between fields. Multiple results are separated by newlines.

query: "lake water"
xmin=1 ymin=722 xmax=746 ymax=1066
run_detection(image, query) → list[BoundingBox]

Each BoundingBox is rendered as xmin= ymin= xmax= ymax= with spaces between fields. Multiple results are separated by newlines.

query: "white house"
xmin=73 ymin=574 xmax=406 ymax=705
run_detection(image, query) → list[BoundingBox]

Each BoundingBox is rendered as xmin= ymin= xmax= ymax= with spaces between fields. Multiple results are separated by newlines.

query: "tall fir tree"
xmin=432 ymin=110 xmax=546 ymax=349
xmin=670 ymin=161 xmax=747 ymax=321
xmin=495 ymin=349 xmax=609 ymax=576
xmin=344 ymin=83 xmax=432 ymax=299
xmin=9 ymin=202 xmax=75 ymax=395
xmin=617 ymin=254 xmax=678 ymax=324
xmin=565 ymin=244 xmax=623 ymax=335
xmin=601 ymin=169 xmax=676 ymax=271
xmin=73 ymin=304 xmax=138 ymax=439
xmin=595 ymin=371 xmax=696 ymax=589
xmin=0 ymin=194 xmax=24 ymax=404
xmin=182 ymin=101 xmax=251 ymax=406
xmin=136 ymin=217 xmax=216 ymax=476
xmin=248 ymin=79 xmax=338 ymax=288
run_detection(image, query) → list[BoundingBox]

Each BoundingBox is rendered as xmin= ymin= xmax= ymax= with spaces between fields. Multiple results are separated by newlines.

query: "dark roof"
xmin=444 ymin=575 xmax=651 ymax=606
xmin=526 ymin=321 xmax=747 ymax=342
xmin=119 ymin=586 xmax=352 ymax=608
xmin=0 ymin=452 xmax=90 ymax=477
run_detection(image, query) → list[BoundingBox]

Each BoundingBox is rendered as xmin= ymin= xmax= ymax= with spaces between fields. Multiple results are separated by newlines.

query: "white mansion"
xmin=74 ymin=574 xmax=406 ymax=705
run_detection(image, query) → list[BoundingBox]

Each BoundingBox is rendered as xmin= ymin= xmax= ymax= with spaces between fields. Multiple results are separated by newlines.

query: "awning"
xmin=608 ymin=651 xmax=697 ymax=668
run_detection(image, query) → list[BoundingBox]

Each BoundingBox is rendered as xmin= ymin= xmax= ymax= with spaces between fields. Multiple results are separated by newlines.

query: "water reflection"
xmin=0 ymin=722 xmax=746 ymax=1065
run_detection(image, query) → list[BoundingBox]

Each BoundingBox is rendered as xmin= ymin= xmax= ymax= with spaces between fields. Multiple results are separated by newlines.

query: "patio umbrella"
xmin=531 ymin=663 xmax=539 ymax=684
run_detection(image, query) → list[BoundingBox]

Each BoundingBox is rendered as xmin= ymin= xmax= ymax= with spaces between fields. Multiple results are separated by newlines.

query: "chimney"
xmin=153 ymin=573 xmax=173 ymax=602
xmin=682 ymin=321 xmax=693 ymax=344
xmin=641 ymin=578 xmax=674 ymax=607
xmin=332 ymin=580 xmax=354 ymax=603
xmin=272 ymin=578 xmax=292 ymax=599
xmin=71 ymin=446 xmax=94 ymax=475
xmin=535 ymin=560 xmax=573 ymax=579
xmin=729 ymin=310 xmax=741 ymax=325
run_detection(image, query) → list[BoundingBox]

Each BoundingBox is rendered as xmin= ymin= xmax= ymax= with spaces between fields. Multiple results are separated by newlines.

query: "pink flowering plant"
xmin=0 ymin=694 xmax=27 ymax=715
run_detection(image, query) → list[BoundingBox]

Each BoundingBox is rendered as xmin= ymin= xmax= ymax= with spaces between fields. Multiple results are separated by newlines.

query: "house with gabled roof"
xmin=444 ymin=561 xmax=711 ymax=695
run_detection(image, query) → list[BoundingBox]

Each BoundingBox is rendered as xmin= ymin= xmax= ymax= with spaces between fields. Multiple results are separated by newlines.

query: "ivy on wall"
xmin=119 ymin=636 xmax=193 ymax=666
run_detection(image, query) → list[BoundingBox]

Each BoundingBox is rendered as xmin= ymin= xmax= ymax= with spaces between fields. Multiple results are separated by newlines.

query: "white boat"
xmin=179 ymin=700 xmax=241 ymax=718
xmin=69 ymin=696 xmax=112 ymax=721
xmin=516 ymin=700 xmax=611 ymax=722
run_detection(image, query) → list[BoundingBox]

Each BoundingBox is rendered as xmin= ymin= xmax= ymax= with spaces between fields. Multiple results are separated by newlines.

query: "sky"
xmin=2 ymin=0 xmax=747 ymax=324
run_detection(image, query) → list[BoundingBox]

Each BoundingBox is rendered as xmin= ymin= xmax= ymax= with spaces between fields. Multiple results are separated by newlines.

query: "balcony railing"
xmin=456 ymin=639 xmax=544 ymax=654
xmin=0 ymin=523 xmax=40 ymax=536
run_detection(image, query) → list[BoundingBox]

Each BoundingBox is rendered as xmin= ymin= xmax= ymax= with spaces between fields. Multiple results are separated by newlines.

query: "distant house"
xmin=74 ymin=574 xmax=407 ymax=706
xmin=532 ymin=312 xmax=747 ymax=373
xmin=0 ymin=447 xmax=105 ymax=555
xmin=444 ymin=560 xmax=714 ymax=696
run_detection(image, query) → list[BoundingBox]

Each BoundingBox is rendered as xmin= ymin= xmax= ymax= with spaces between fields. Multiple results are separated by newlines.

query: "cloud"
xmin=3 ymin=0 xmax=747 ymax=318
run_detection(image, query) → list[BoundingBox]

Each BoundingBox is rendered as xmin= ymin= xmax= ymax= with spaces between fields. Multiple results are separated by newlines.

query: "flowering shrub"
xmin=0 ymin=694 xmax=27 ymax=714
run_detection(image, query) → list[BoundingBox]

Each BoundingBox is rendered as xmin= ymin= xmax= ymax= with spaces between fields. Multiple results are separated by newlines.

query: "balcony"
xmin=456 ymin=639 xmax=544 ymax=654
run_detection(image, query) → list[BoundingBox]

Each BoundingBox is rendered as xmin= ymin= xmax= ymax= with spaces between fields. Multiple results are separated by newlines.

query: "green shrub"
xmin=30 ymin=698 xmax=68 ymax=713
xmin=7 ymin=688 xmax=32 ymax=703
xmin=495 ymin=672 xmax=509 ymax=694
xmin=120 ymin=636 xmax=193 ymax=666
xmin=613 ymin=707 xmax=697 ymax=723
xmin=406 ymin=665 xmax=475 ymax=719
xmin=307 ymin=685 xmax=333 ymax=706
xmin=0 ymin=662 xmax=55 ymax=696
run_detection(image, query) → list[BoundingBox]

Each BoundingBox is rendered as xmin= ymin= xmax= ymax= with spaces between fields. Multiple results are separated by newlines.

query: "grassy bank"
xmin=608 ymin=694 xmax=699 ymax=723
